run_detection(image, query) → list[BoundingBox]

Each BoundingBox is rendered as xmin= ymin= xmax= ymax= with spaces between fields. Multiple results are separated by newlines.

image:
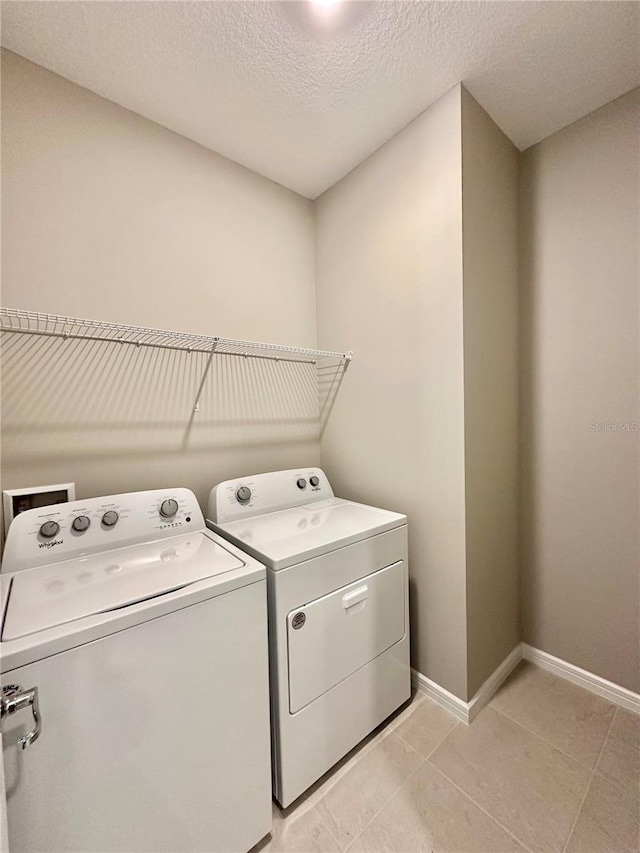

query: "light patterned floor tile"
xmin=316 ymin=732 xmax=422 ymax=850
xmin=490 ymin=662 xmax=616 ymax=768
xmin=565 ymin=771 xmax=640 ymax=853
xmin=596 ymin=707 xmax=640 ymax=795
xmin=429 ymin=707 xmax=590 ymax=852
xmin=349 ymin=762 xmax=527 ymax=853
xmin=255 ymin=669 xmax=638 ymax=853
xmin=394 ymin=696 xmax=458 ymax=758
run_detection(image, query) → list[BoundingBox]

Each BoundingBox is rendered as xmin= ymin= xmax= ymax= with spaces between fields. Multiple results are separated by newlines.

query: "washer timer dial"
xmin=39 ymin=520 xmax=60 ymax=539
xmin=71 ymin=515 xmax=91 ymax=533
xmin=159 ymin=499 xmax=179 ymax=519
xmin=101 ymin=510 xmax=119 ymax=527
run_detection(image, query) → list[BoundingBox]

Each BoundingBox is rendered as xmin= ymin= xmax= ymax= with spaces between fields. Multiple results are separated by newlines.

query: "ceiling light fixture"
xmin=310 ymin=0 xmax=342 ymax=13
xmin=309 ymin=0 xmax=342 ymax=26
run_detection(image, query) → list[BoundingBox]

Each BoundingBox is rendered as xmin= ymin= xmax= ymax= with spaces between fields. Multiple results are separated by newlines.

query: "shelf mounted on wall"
xmin=0 ymin=307 xmax=352 ymax=434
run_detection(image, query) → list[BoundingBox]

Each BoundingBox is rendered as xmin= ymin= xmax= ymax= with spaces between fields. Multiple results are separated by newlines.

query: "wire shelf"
xmin=0 ymin=307 xmax=351 ymax=428
xmin=0 ymin=307 xmax=352 ymax=365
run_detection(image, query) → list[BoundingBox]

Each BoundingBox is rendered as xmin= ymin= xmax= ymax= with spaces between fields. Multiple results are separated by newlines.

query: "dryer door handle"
xmin=342 ymin=585 xmax=368 ymax=610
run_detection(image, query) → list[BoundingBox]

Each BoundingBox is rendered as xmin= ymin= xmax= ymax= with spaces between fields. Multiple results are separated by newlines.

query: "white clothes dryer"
xmin=1 ymin=489 xmax=271 ymax=853
xmin=206 ymin=468 xmax=410 ymax=808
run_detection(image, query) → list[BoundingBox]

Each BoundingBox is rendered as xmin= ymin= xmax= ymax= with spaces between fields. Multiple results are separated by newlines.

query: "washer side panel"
xmin=2 ymin=583 xmax=272 ymax=853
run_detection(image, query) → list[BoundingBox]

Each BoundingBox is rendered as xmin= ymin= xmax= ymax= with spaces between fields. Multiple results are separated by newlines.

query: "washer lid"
xmin=213 ymin=498 xmax=406 ymax=570
xmin=2 ymin=533 xmax=244 ymax=641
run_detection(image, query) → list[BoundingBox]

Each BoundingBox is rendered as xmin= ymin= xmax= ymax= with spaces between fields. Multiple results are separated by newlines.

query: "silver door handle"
xmin=1 ymin=684 xmax=42 ymax=749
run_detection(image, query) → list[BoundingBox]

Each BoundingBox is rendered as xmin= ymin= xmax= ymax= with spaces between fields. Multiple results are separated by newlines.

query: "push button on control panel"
xmin=39 ymin=520 xmax=60 ymax=539
xmin=71 ymin=515 xmax=91 ymax=533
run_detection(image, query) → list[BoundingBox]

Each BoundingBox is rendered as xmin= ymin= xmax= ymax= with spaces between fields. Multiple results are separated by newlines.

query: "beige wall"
xmin=5 ymin=45 xmax=635 ymax=698
xmin=461 ymin=90 xmax=520 ymax=697
xmin=316 ymin=87 xmax=520 ymax=700
xmin=520 ymin=88 xmax=640 ymax=692
xmin=316 ymin=87 xmax=469 ymax=698
xmin=0 ymin=50 xmax=319 ymax=512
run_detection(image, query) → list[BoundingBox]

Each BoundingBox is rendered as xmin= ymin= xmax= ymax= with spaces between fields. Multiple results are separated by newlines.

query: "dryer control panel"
xmin=1 ymin=489 xmax=205 ymax=574
xmin=207 ymin=469 xmax=334 ymax=524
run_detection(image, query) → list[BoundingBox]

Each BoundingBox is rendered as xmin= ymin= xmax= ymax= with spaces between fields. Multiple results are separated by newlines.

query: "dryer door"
xmin=287 ymin=561 xmax=405 ymax=714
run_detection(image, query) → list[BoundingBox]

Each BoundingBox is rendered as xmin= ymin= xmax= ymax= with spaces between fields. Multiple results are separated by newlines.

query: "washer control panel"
xmin=207 ymin=468 xmax=333 ymax=524
xmin=1 ymin=488 xmax=205 ymax=574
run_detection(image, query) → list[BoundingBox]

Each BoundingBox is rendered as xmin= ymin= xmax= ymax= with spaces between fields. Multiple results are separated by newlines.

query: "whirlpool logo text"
xmin=38 ymin=539 xmax=63 ymax=549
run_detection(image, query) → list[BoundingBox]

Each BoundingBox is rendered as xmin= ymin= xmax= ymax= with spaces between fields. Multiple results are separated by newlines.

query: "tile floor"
xmin=252 ymin=662 xmax=639 ymax=853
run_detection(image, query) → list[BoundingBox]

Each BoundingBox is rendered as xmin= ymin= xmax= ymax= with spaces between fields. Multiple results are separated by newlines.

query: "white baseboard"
xmin=522 ymin=644 xmax=640 ymax=715
xmin=412 ymin=644 xmax=523 ymax=725
xmin=411 ymin=669 xmax=470 ymax=723
xmin=413 ymin=643 xmax=640 ymax=723
xmin=466 ymin=644 xmax=523 ymax=722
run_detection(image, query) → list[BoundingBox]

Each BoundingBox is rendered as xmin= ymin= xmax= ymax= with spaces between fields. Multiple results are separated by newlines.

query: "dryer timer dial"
xmin=235 ymin=486 xmax=252 ymax=505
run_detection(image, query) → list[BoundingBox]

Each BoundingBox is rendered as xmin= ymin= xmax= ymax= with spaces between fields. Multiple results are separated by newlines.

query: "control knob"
xmin=309 ymin=475 xmax=320 ymax=487
xmin=159 ymin=499 xmax=179 ymax=519
xmin=297 ymin=478 xmax=307 ymax=490
xmin=236 ymin=486 xmax=252 ymax=505
xmin=39 ymin=520 xmax=60 ymax=539
xmin=71 ymin=515 xmax=91 ymax=533
xmin=102 ymin=510 xmax=119 ymax=527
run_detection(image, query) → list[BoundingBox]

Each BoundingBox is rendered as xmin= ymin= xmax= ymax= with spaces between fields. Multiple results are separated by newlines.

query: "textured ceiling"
xmin=2 ymin=1 xmax=639 ymax=198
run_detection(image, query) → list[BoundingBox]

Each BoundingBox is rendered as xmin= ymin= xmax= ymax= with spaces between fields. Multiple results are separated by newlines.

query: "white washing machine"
xmin=0 ymin=488 xmax=272 ymax=853
xmin=206 ymin=468 xmax=410 ymax=808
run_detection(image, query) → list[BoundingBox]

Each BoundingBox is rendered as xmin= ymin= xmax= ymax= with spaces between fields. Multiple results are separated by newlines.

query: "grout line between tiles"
xmin=313 ymin=803 xmax=342 ymax=850
xmin=424 ymin=720 xmax=460 ymax=760
xmin=290 ymin=697 xmax=425 ymax=835
xmin=349 ymin=705 xmax=469 ymax=851
xmin=593 ymin=706 xmax=619 ymax=778
xmin=560 ymin=708 xmax=618 ymax=853
xmin=341 ymin=712 xmax=467 ymax=852
xmin=392 ymin=707 xmax=460 ymax=759
xmin=339 ymin=702 xmax=460 ymax=851
xmin=343 ymin=757 xmax=427 ymax=853
xmin=425 ymin=760 xmax=536 ymax=853
xmin=489 ymin=703 xmax=613 ymax=773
